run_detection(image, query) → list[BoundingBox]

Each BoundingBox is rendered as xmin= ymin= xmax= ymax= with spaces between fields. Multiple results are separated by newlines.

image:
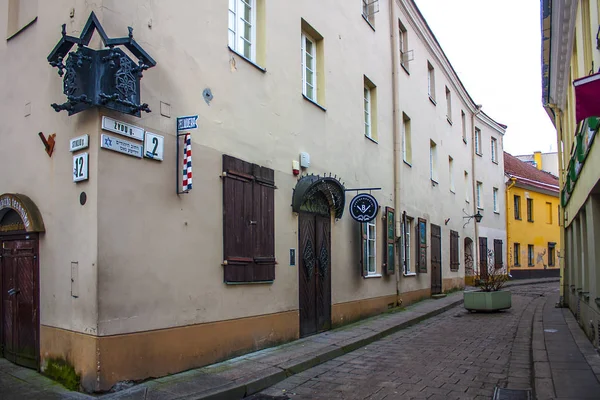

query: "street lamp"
xmin=463 ymin=209 xmax=483 ymax=228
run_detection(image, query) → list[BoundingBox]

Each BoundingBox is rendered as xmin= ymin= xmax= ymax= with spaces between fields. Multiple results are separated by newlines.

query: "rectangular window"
xmin=450 ymin=230 xmax=459 ymax=271
xmin=382 ymin=207 xmax=395 ymax=275
xmin=476 ymin=181 xmax=483 ymax=209
xmin=445 ymin=86 xmax=452 ymax=123
xmin=514 ymin=243 xmax=520 ymax=266
xmin=301 ymin=32 xmax=317 ymax=101
xmin=398 ymin=20 xmax=409 ymax=72
xmin=491 ymin=137 xmax=498 ymax=163
xmin=528 ymin=244 xmax=534 ymax=266
xmin=228 ymin=0 xmax=256 ymax=60
xmin=494 ymin=239 xmax=503 ymax=269
xmin=402 ymin=113 xmax=412 ymax=164
xmin=222 ymin=155 xmax=276 ymax=283
xmin=548 ymin=242 xmax=556 ymax=266
xmin=7 ymin=0 xmax=38 ymax=39
xmin=430 ymin=140 xmax=438 ymax=182
xmin=546 ymin=202 xmax=553 ymax=224
xmin=475 ymin=128 xmax=482 ymax=155
xmin=417 ymin=218 xmax=427 ymax=273
xmin=461 ymin=111 xmax=467 ymax=143
xmin=527 ymin=198 xmax=534 ymax=222
xmin=366 ymin=221 xmax=377 ymax=275
xmin=514 ymin=195 xmax=521 ymax=220
xmin=402 ymin=215 xmax=412 ymax=274
xmin=362 ymin=0 xmax=377 ymax=26
xmin=364 ymin=76 xmax=377 ymax=141
xmin=427 ymin=61 xmax=436 ymax=101
xmin=449 ymin=156 xmax=455 ymax=192
xmin=465 ymin=171 xmax=470 ymax=203
xmin=493 ymin=188 xmax=499 ymax=213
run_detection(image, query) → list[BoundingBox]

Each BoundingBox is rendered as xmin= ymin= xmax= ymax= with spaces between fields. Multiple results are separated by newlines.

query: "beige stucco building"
xmin=0 ymin=0 xmax=506 ymax=392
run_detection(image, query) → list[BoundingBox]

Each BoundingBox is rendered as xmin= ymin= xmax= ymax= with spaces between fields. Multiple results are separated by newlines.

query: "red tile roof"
xmin=504 ymin=152 xmax=559 ymax=192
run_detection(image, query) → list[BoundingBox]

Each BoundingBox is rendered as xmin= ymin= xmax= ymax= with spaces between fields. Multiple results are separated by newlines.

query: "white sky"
xmin=413 ymin=0 xmax=557 ymax=156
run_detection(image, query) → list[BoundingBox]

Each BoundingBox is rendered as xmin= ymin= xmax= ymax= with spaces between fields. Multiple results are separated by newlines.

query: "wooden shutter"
xmin=417 ymin=218 xmax=427 ymax=273
xmin=382 ymin=207 xmax=395 ymax=274
xmin=479 ymin=237 xmax=488 ymax=278
xmin=223 ymin=155 xmax=276 ymax=283
xmin=450 ymin=230 xmax=459 ymax=271
xmin=494 ymin=239 xmax=503 ymax=269
xmin=360 ymin=223 xmax=368 ymax=277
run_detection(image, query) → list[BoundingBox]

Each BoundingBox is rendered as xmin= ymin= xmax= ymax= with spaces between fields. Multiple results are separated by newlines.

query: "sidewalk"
xmin=0 ymin=278 xmax=559 ymax=400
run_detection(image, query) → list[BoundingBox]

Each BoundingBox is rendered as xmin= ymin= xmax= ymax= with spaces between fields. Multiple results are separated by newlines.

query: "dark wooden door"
xmin=1 ymin=238 xmax=39 ymax=369
xmin=479 ymin=237 xmax=488 ymax=280
xmin=430 ymin=224 xmax=442 ymax=295
xmin=299 ymin=212 xmax=331 ymax=338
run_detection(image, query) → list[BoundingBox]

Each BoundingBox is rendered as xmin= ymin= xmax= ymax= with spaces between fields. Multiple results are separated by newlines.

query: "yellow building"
xmin=504 ymin=152 xmax=560 ymax=279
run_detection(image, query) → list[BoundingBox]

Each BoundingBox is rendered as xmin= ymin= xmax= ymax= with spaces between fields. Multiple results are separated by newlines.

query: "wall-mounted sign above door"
xmin=349 ymin=193 xmax=379 ymax=223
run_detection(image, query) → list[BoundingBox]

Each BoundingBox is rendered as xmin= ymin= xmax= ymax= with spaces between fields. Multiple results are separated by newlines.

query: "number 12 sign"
xmin=73 ymin=153 xmax=89 ymax=182
xmin=144 ymin=132 xmax=164 ymax=161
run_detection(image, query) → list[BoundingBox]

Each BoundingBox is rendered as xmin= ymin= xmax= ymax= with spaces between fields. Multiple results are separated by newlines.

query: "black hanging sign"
xmin=349 ymin=193 xmax=379 ymax=222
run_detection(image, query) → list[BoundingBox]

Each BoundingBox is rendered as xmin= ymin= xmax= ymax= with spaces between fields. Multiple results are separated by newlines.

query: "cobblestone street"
xmin=256 ymin=283 xmax=558 ymax=400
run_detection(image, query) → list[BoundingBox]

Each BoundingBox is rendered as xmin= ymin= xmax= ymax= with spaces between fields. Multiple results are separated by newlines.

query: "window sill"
xmin=228 ymin=47 xmax=266 ymax=73
xmin=477 ymin=207 xmax=484 ymax=211
xmin=515 ymin=217 xmax=522 ymax=221
xmin=302 ymin=94 xmax=327 ymax=111
xmin=476 ymin=152 xmax=483 ymax=157
xmin=446 ymin=117 xmax=453 ymax=126
xmin=527 ymin=220 xmax=534 ymax=223
xmin=364 ymin=273 xmax=382 ymax=279
xmin=431 ymin=179 xmax=439 ymax=187
xmin=450 ymin=189 xmax=455 ymax=194
xmin=225 ymin=280 xmax=274 ymax=285
xmin=362 ymin=14 xmax=376 ymax=31
xmin=6 ymin=17 xmax=37 ymax=41
xmin=429 ymin=96 xmax=437 ymax=106
xmin=514 ymin=264 xmax=521 ymax=267
xmin=492 ymin=160 xmax=499 ymax=165
xmin=527 ymin=264 xmax=534 ymax=267
xmin=403 ymin=272 xmax=417 ymax=277
xmin=365 ymin=134 xmax=378 ymax=144
xmin=403 ymin=160 xmax=412 ymax=167
xmin=463 ymin=138 xmax=468 ymax=144
xmin=494 ymin=211 xmax=500 ymax=215
xmin=401 ymin=64 xmax=410 ymax=75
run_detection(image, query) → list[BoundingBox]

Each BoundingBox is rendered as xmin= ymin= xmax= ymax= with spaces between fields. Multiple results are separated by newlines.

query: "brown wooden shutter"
xmin=479 ymin=237 xmax=488 ymax=278
xmin=417 ymin=218 xmax=427 ymax=273
xmin=223 ymin=155 xmax=276 ymax=283
xmin=450 ymin=230 xmax=459 ymax=271
xmin=494 ymin=239 xmax=503 ymax=269
xmin=384 ymin=207 xmax=395 ymax=274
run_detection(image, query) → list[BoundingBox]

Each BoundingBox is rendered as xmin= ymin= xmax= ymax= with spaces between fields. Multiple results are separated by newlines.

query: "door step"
xmin=431 ymin=294 xmax=447 ymax=299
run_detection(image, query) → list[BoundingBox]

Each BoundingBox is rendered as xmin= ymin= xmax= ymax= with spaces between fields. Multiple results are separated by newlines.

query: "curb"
xmin=194 ymin=297 xmax=465 ymax=399
xmin=505 ymin=278 xmax=560 ymax=289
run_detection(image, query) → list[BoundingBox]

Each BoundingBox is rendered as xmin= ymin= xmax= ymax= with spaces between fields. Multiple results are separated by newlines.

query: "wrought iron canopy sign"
xmin=292 ymin=174 xmax=346 ymax=219
xmin=349 ymin=193 xmax=379 ymax=223
xmin=47 ymin=12 xmax=156 ymax=117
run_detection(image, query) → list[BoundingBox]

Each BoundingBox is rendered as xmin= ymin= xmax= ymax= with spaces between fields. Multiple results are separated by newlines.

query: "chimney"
xmin=533 ymin=151 xmax=542 ymax=171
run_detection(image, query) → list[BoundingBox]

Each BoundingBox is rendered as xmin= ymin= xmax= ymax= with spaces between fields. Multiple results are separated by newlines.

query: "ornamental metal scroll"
xmin=291 ymin=174 xmax=346 ymax=219
xmin=47 ymin=12 xmax=156 ymax=117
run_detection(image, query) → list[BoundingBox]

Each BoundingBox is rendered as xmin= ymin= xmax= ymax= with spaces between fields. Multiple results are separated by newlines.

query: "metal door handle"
xmin=7 ymin=288 xmax=19 ymax=296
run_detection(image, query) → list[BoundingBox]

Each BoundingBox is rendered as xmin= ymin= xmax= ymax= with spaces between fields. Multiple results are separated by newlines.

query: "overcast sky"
xmin=413 ymin=0 xmax=557 ymax=156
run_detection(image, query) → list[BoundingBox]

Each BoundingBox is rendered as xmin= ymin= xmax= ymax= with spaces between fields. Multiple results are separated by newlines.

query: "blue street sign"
xmin=177 ymin=115 xmax=198 ymax=131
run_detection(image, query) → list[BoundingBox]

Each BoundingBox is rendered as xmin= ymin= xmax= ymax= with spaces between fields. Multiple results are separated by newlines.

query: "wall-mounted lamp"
xmin=462 ymin=209 xmax=483 ymax=228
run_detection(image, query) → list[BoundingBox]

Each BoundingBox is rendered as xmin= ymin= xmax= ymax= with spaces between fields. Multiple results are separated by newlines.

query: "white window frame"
xmin=475 ymin=128 xmax=482 ymax=155
xmin=364 ymin=85 xmax=372 ymax=139
xmin=228 ymin=0 xmax=257 ymax=61
xmin=449 ymin=157 xmax=455 ymax=193
xmin=366 ymin=221 xmax=377 ymax=275
xmin=493 ymin=187 xmax=499 ymax=213
xmin=402 ymin=113 xmax=411 ymax=164
xmin=430 ymin=140 xmax=437 ymax=181
xmin=301 ymin=32 xmax=317 ymax=101
xmin=399 ymin=20 xmax=408 ymax=71
xmin=402 ymin=218 xmax=412 ymax=274
xmin=476 ymin=181 xmax=483 ymax=209
xmin=465 ymin=171 xmax=470 ymax=203
xmin=527 ymin=244 xmax=534 ymax=266
xmin=427 ymin=62 xmax=435 ymax=100
xmin=461 ymin=111 xmax=467 ymax=143
xmin=445 ymin=86 xmax=452 ymax=122
xmin=491 ymin=137 xmax=498 ymax=163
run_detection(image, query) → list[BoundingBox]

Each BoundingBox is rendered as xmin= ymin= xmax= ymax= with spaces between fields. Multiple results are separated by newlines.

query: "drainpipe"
xmin=471 ymin=106 xmax=482 ymax=278
xmin=506 ymin=177 xmax=517 ymax=277
xmin=389 ymin=0 xmax=402 ymax=305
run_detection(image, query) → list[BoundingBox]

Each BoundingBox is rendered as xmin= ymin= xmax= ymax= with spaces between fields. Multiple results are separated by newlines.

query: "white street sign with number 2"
xmin=144 ymin=132 xmax=164 ymax=161
xmin=73 ymin=153 xmax=89 ymax=183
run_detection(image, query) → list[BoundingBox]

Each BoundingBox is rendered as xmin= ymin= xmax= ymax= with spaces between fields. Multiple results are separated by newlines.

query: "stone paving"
xmin=255 ymin=283 xmax=561 ymax=399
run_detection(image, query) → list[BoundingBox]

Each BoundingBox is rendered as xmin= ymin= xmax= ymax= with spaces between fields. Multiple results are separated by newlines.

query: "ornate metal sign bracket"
xmin=47 ymin=12 xmax=156 ymax=117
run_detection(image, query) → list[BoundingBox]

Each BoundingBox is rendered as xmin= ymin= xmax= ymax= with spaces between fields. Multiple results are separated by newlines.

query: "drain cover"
xmin=493 ymin=387 xmax=532 ymax=400
xmin=544 ymin=329 xmax=558 ymax=333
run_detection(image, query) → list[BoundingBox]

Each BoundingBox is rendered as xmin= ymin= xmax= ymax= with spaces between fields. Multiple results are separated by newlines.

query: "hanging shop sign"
xmin=72 ymin=153 xmax=89 ymax=182
xmin=144 ymin=132 xmax=164 ymax=161
xmin=349 ymin=193 xmax=379 ymax=223
xmin=102 ymin=116 xmax=144 ymax=141
xmin=69 ymin=135 xmax=89 ymax=152
xmin=100 ymin=134 xmax=143 ymax=158
xmin=47 ymin=12 xmax=156 ymax=117
xmin=177 ymin=115 xmax=199 ymax=131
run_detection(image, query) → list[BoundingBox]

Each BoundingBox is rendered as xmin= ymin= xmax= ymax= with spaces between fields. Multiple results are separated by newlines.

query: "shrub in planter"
xmin=464 ymin=261 xmax=511 ymax=312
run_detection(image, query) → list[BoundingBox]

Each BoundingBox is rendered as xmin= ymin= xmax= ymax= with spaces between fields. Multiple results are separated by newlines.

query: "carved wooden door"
xmin=1 ymin=237 xmax=39 ymax=369
xmin=299 ymin=213 xmax=331 ymax=338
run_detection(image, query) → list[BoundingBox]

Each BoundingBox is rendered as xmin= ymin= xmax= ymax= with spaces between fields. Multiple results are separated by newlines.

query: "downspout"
xmin=506 ymin=177 xmax=517 ymax=278
xmin=390 ymin=0 xmax=402 ymax=305
xmin=471 ymin=106 xmax=482 ymax=277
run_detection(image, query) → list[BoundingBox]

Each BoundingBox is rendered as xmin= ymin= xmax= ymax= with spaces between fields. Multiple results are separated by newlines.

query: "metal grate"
xmin=493 ymin=387 xmax=532 ymax=400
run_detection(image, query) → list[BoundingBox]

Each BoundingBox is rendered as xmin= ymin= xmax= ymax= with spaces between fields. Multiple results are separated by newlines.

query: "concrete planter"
xmin=464 ymin=290 xmax=512 ymax=312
